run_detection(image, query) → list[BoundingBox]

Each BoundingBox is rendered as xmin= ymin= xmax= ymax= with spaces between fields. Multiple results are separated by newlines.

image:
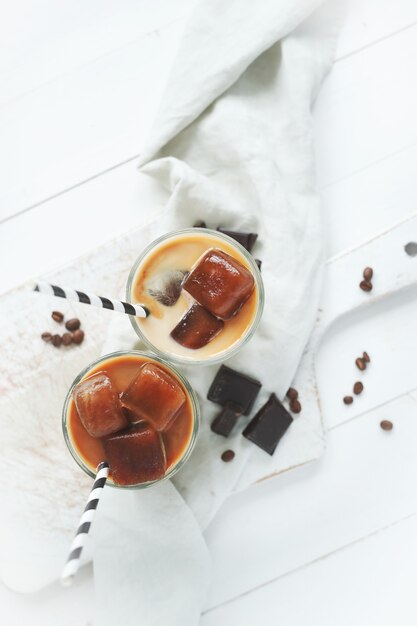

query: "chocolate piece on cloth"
xmin=170 ymin=302 xmax=224 ymax=349
xmin=242 ymin=393 xmax=293 ymax=455
xmin=207 ymin=365 xmax=261 ymax=415
xmin=211 ymin=402 xmax=243 ymax=437
xmin=217 ymin=228 xmax=258 ymax=252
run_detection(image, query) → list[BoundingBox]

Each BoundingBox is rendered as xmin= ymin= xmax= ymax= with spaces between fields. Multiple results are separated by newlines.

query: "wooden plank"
xmin=2 ymin=3 xmax=417 ymax=221
xmin=336 ymin=0 xmax=417 ymax=60
xmin=314 ymin=24 xmax=417 ymax=188
xmin=203 ymin=512 xmax=417 ymax=624
xmin=204 ymin=395 xmax=417 ymax=608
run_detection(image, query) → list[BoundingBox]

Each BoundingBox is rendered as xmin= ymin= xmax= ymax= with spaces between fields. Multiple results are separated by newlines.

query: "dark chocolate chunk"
xmin=171 ymin=303 xmax=224 ymax=349
xmin=207 ymin=365 xmax=262 ymax=415
xmin=242 ymin=393 xmax=293 ymax=455
xmin=217 ymin=228 xmax=258 ymax=252
xmin=211 ymin=403 xmax=242 ymax=437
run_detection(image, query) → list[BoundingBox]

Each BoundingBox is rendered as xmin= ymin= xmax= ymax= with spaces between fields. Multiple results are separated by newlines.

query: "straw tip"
xmin=97 ymin=461 xmax=109 ymax=472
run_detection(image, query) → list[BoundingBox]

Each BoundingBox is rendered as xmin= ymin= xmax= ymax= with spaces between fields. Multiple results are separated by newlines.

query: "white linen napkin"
xmin=93 ymin=0 xmax=343 ymax=624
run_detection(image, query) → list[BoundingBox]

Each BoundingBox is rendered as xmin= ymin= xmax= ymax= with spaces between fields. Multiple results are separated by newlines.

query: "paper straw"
xmin=61 ymin=461 xmax=109 ymax=587
xmin=34 ymin=281 xmax=149 ymax=318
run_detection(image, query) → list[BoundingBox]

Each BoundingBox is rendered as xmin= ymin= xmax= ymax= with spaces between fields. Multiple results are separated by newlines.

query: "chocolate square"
xmin=242 ymin=393 xmax=293 ymax=455
xmin=217 ymin=228 xmax=258 ymax=252
xmin=211 ymin=403 xmax=242 ymax=437
xmin=207 ymin=365 xmax=262 ymax=415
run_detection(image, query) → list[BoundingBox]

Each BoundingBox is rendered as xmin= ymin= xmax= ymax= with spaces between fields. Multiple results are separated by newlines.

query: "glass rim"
xmin=126 ymin=227 xmax=265 ymax=366
xmin=62 ymin=350 xmax=200 ymax=490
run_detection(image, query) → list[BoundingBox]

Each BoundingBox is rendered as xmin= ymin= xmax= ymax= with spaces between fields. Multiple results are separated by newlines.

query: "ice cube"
xmin=73 ymin=371 xmax=128 ymax=438
xmin=171 ymin=303 xmax=224 ymax=349
xmin=103 ymin=422 xmax=166 ymax=485
xmin=183 ymin=248 xmax=254 ymax=320
xmin=147 ymin=269 xmax=188 ymax=306
xmin=121 ymin=363 xmax=186 ymax=431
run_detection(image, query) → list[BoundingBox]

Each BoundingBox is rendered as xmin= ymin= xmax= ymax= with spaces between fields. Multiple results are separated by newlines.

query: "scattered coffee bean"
xmin=359 ymin=280 xmax=373 ymax=292
xmin=255 ymin=258 xmax=262 ymax=271
xmin=62 ymin=332 xmax=73 ymax=346
xmin=193 ymin=220 xmax=207 ymax=228
xmin=72 ymin=329 xmax=85 ymax=345
xmin=363 ymin=351 xmax=370 ymax=363
xmin=355 ymin=357 xmax=366 ymax=371
xmin=380 ymin=420 xmax=393 ymax=431
xmin=286 ymin=387 xmax=298 ymax=401
xmin=289 ymin=398 xmax=302 ymax=414
xmin=65 ymin=318 xmax=81 ymax=332
xmin=353 ymin=381 xmax=364 ymax=395
xmin=363 ymin=267 xmax=373 ymax=281
xmin=41 ymin=332 xmax=52 ymax=342
xmin=51 ymin=334 xmax=62 ymax=347
xmin=221 ymin=450 xmax=235 ymax=463
xmin=343 ymin=395 xmax=353 ymax=405
xmin=51 ymin=311 xmax=64 ymax=323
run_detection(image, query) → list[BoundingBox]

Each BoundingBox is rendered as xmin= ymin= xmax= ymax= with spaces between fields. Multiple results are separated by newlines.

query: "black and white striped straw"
xmin=34 ymin=281 xmax=149 ymax=318
xmin=61 ymin=461 xmax=109 ymax=587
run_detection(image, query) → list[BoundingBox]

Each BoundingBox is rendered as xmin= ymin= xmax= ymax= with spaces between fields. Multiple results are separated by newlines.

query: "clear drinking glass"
xmin=126 ymin=228 xmax=264 ymax=366
xmin=62 ymin=350 xmax=200 ymax=489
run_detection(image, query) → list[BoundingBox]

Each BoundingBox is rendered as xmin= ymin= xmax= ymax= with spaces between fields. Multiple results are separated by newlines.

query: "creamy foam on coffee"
xmin=131 ymin=231 xmax=259 ymax=361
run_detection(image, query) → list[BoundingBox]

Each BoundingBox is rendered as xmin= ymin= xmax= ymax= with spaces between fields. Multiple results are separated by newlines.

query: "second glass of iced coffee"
xmin=127 ymin=228 xmax=264 ymax=366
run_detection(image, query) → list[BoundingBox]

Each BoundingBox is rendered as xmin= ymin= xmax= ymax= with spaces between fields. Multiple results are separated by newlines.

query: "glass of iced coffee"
xmin=62 ymin=351 xmax=199 ymax=488
xmin=127 ymin=228 xmax=264 ymax=366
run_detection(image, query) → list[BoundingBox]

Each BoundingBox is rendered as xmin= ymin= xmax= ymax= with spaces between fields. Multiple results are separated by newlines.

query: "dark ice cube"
xmin=121 ymin=363 xmax=186 ymax=431
xmin=103 ymin=422 xmax=166 ymax=485
xmin=242 ymin=393 xmax=293 ymax=455
xmin=207 ymin=365 xmax=262 ymax=415
xmin=170 ymin=303 xmax=224 ymax=349
xmin=73 ymin=371 xmax=127 ymax=438
xmin=147 ymin=269 xmax=187 ymax=306
xmin=183 ymin=248 xmax=255 ymax=320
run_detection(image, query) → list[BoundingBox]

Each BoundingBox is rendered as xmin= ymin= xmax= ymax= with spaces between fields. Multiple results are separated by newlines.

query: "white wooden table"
xmin=1 ymin=1 xmax=417 ymax=623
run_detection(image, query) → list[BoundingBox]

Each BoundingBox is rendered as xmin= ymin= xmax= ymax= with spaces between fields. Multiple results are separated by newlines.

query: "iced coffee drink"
xmin=62 ymin=351 xmax=199 ymax=487
xmin=127 ymin=228 xmax=264 ymax=365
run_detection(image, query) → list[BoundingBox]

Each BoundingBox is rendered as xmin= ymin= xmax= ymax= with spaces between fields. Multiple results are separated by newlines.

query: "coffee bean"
xmin=193 ymin=220 xmax=207 ymax=228
xmin=343 ymin=396 xmax=353 ymax=405
xmin=380 ymin=420 xmax=393 ymax=431
xmin=359 ymin=280 xmax=373 ymax=292
xmin=353 ymin=381 xmax=363 ymax=395
xmin=286 ymin=387 xmax=298 ymax=401
xmin=72 ymin=329 xmax=85 ymax=345
xmin=363 ymin=351 xmax=370 ymax=363
xmin=51 ymin=334 xmax=62 ymax=347
xmin=65 ymin=318 xmax=80 ymax=331
xmin=290 ymin=398 xmax=302 ymax=414
xmin=62 ymin=332 xmax=73 ymax=346
xmin=355 ymin=357 xmax=366 ymax=371
xmin=363 ymin=267 xmax=373 ymax=281
xmin=51 ymin=311 xmax=64 ymax=323
xmin=41 ymin=332 xmax=52 ymax=342
xmin=221 ymin=450 xmax=235 ymax=462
